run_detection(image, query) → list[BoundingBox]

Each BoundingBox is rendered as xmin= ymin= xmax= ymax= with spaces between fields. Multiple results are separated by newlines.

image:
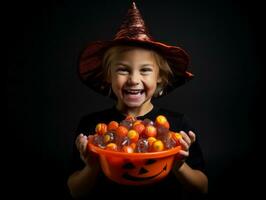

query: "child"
xmin=67 ymin=2 xmax=208 ymax=199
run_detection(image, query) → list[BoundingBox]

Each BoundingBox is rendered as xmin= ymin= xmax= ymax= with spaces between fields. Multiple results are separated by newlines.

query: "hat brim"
xmin=78 ymin=38 xmax=194 ymax=97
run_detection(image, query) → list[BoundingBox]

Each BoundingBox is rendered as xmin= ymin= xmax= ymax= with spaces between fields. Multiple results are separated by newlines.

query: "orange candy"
xmin=163 ymin=121 xmax=170 ymax=129
xmin=132 ymin=123 xmax=145 ymax=135
xmin=107 ymin=121 xmax=119 ymax=131
xmin=171 ymin=132 xmax=182 ymax=144
xmin=95 ymin=123 xmax=107 ymax=135
xmin=103 ymin=134 xmax=111 ymax=144
xmin=151 ymin=140 xmax=164 ymax=152
xmin=133 ymin=120 xmax=142 ymax=126
xmin=127 ymin=129 xmax=139 ymax=143
xmin=91 ymin=115 xmax=182 ymax=153
xmin=130 ymin=142 xmax=137 ymax=150
xmin=147 ymin=136 xmax=157 ymax=146
xmin=155 ymin=115 xmax=167 ymax=124
xmin=116 ymin=125 xmax=129 ymax=137
xmin=155 ymin=115 xmax=170 ymax=129
xmin=144 ymin=125 xmax=157 ymax=137
xmin=147 ymin=137 xmax=157 ymax=151
xmin=122 ymin=145 xmax=134 ymax=153
xmin=125 ymin=115 xmax=136 ymax=122
xmin=105 ymin=143 xmax=118 ymax=151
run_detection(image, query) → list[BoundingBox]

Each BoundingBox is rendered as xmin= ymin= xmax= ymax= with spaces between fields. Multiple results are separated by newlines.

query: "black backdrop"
xmin=8 ymin=0 xmax=264 ymax=199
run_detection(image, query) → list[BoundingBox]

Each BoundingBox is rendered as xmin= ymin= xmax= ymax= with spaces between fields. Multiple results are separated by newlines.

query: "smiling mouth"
xmin=123 ymin=89 xmax=144 ymax=94
xmin=122 ymin=165 xmax=167 ymax=181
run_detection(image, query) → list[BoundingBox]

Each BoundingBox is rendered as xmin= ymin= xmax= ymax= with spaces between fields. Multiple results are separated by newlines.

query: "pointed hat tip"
xmin=132 ymin=1 xmax=137 ymax=9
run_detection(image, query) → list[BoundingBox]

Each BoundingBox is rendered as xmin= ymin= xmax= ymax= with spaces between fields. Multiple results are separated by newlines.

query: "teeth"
xmin=124 ymin=89 xmax=143 ymax=94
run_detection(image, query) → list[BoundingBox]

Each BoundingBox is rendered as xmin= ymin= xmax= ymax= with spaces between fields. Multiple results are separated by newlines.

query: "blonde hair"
xmin=102 ymin=45 xmax=173 ymax=97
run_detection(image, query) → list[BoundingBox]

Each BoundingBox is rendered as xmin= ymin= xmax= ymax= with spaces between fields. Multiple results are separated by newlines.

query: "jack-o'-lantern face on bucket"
xmin=122 ymin=159 xmax=167 ymax=181
xmin=100 ymin=156 xmax=175 ymax=185
xmin=88 ymin=141 xmax=181 ymax=185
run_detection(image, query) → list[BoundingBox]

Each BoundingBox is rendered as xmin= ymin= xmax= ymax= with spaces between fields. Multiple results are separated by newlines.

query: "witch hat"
xmin=79 ymin=2 xmax=193 ymax=97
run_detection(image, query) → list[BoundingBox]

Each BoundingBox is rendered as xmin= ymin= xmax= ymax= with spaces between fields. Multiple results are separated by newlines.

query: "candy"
xmin=151 ymin=140 xmax=164 ymax=152
xmin=107 ymin=121 xmax=119 ymax=131
xmin=132 ymin=123 xmax=145 ymax=135
xmin=144 ymin=125 xmax=157 ymax=138
xmin=90 ymin=115 xmax=182 ymax=153
xmin=116 ymin=125 xmax=129 ymax=137
xmin=127 ymin=129 xmax=139 ymax=143
xmin=155 ymin=115 xmax=170 ymax=129
xmin=95 ymin=123 xmax=108 ymax=135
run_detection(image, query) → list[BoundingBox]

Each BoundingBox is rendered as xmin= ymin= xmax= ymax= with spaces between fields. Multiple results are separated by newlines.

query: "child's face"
xmin=109 ymin=48 xmax=162 ymax=109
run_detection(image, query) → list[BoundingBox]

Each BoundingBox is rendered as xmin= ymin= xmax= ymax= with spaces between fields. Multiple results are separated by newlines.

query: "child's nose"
xmin=128 ymin=73 xmax=140 ymax=85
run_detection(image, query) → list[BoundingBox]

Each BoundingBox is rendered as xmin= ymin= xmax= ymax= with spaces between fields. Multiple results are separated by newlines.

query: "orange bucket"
xmin=88 ymin=142 xmax=181 ymax=185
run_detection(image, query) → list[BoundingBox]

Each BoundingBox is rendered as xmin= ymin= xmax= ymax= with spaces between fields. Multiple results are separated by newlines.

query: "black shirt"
xmin=69 ymin=106 xmax=207 ymax=199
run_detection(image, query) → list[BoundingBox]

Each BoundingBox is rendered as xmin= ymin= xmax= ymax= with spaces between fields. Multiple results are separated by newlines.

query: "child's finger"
xmin=75 ymin=136 xmax=81 ymax=151
xmin=178 ymin=149 xmax=189 ymax=157
xmin=75 ymin=133 xmax=87 ymax=152
xmin=75 ymin=133 xmax=84 ymax=147
xmin=180 ymin=131 xmax=191 ymax=146
xmin=179 ymin=138 xmax=189 ymax=151
xmin=79 ymin=136 xmax=88 ymax=151
xmin=188 ymin=131 xmax=196 ymax=143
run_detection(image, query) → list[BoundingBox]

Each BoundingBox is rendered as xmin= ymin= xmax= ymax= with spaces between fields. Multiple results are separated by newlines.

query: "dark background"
xmin=8 ymin=0 xmax=264 ymax=199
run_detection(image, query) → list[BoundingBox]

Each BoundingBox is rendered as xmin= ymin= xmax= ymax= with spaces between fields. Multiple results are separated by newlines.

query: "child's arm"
xmin=172 ymin=131 xmax=208 ymax=194
xmin=67 ymin=134 xmax=100 ymax=199
xmin=173 ymin=162 xmax=208 ymax=193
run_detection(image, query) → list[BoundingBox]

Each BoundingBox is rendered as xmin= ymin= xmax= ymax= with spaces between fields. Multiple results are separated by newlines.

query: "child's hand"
xmin=173 ymin=131 xmax=196 ymax=169
xmin=75 ymin=133 xmax=99 ymax=167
